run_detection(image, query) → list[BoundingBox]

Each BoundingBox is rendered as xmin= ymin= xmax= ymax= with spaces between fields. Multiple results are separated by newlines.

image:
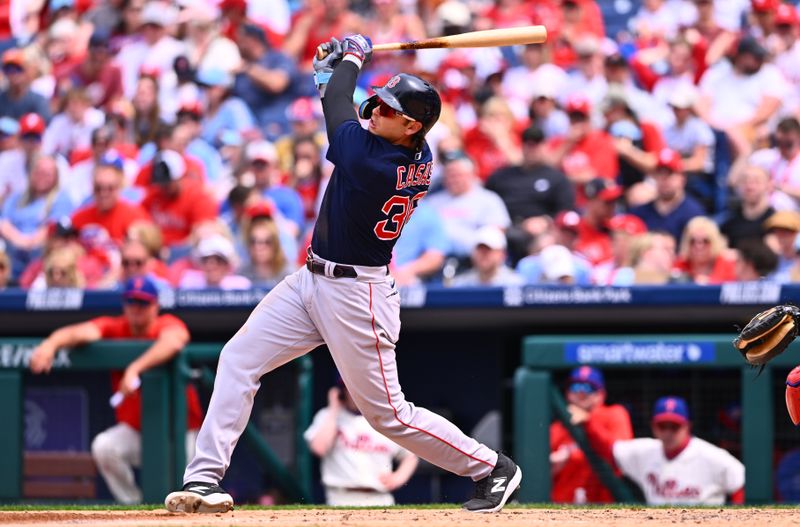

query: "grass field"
xmin=0 ymin=504 xmax=796 ymax=527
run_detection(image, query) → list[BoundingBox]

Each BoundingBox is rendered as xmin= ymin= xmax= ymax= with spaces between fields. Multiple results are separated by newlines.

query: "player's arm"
xmin=568 ymin=404 xmax=617 ymax=463
xmin=318 ymin=35 xmax=372 ymax=142
xmin=119 ymin=324 xmax=189 ymax=396
xmin=380 ymin=452 xmax=419 ymax=491
xmin=307 ymin=387 xmax=343 ymax=457
xmin=30 ymin=321 xmax=103 ymax=374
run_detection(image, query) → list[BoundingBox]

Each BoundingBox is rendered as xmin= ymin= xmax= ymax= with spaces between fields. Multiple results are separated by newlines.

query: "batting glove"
xmin=313 ymin=37 xmax=343 ymax=94
xmin=342 ymin=34 xmax=373 ymax=69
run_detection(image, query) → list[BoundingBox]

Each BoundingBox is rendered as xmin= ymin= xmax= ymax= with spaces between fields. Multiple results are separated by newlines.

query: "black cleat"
xmin=463 ymin=453 xmax=522 ymax=513
xmin=164 ymin=481 xmax=234 ymax=513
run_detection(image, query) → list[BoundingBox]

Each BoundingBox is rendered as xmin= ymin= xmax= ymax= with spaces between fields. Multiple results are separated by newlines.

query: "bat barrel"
xmin=373 ymin=25 xmax=547 ymax=52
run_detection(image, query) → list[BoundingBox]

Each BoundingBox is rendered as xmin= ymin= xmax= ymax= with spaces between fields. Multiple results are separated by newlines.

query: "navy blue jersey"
xmin=311 ymin=120 xmax=433 ymax=266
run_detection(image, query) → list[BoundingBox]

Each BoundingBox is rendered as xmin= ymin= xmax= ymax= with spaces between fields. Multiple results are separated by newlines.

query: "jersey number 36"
xmin=374 ymin=192 xmax=427 ymax=240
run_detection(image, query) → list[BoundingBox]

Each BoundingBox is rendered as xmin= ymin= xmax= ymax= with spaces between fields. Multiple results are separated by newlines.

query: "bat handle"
xmin=316 ymin=45 xmax=329 ymax=61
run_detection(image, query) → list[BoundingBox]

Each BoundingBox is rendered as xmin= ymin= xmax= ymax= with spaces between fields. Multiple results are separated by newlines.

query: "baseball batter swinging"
xmin=165 ymin=34 xmax=521 ymax=513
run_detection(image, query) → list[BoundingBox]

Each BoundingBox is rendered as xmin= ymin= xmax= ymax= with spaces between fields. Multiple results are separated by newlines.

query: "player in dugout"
xmin=568 ymin=395 xmax=744 ymax=505
xmin=29 ymin=276 xmax=202 ymax=504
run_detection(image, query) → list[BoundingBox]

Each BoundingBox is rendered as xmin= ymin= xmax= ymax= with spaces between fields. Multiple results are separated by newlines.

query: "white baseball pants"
xmin=183 ymin=260 xmax=497 ymax=487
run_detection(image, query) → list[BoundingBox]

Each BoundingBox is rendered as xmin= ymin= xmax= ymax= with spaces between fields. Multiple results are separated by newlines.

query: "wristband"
xmin=343 ymin=54 xmax=364 ymax=69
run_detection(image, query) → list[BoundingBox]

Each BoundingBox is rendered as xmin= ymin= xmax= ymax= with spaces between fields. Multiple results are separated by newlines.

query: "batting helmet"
xmin=358 ymin=73 xmax=441 ymax=136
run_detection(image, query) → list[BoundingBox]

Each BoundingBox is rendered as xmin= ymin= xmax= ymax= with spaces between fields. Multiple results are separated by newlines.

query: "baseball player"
xmin=165 ymin=34 xmax=521 ymax=514
xmin=29 ymin=276 xmax=203 ymax=504
xmin=304 ymin=381 xmax=419 ymax=506
xmin=570 ymin=395 xmax=744 ymax=505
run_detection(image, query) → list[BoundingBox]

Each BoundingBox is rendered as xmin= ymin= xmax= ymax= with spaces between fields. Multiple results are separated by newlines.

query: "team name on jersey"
xmin=646 ymin=473 xmax=701 ymax=500
xmin=395 ymin=162 xmax=433 ymax=190
xmin=337 ymin=431 xmax=391 ymax=454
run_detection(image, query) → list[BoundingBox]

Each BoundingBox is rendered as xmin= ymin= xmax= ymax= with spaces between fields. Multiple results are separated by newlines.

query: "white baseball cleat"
xmin=164 ymin=482 xmax=234 ymax=513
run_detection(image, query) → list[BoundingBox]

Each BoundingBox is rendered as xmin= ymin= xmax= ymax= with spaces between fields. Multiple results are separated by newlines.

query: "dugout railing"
xmin=514 ymin=334 xmax=799 ymax=504
xmin=0 ymin=339 xmax=313 ymax=503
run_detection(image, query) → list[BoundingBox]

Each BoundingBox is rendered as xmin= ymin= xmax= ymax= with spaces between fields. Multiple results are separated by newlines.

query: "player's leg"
xmin=310 ymin=276 xmax=520 ymax=512
xmin=91 ymin=423 xmax=143 ymax=504
xmin=166 ymin=269 xmax=324 ymax=513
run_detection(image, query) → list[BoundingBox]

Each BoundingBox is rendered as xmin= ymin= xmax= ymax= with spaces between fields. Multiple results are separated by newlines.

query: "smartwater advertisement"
xmin=564 ymin=341 xmax=717 ymax=364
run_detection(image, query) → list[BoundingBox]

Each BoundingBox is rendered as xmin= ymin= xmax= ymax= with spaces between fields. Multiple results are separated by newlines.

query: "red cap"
xmin=564 ymin=94 xmax=591 ymax=115
xmin=775 ymin=3 xmax=798 ymax=25
xmin=584 ymin=178 xmax=623 ymax=201
xmin=608 ymin=214 xmax=648 ymax=236
xmin=752 ymin=0 xmax=779 ymax=13
xmin=178 ymin=100 xmax=203 ymax=116
xmin=655 ymin=148 xmax=683 ymax=173
xmin=554 ymin=210 xmax=581 ymax=231
xmin=244 ymin=201 xmax=275 ymax=219
xmin=19 ymin=113 xmax=45 ymax=135
xmin=2 ymin=48 xmax=25 ymax=67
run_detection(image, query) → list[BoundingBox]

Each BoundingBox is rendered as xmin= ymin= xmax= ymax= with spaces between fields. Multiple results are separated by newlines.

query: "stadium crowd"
xmin=2 ymin=0 xmax=800 ymax=291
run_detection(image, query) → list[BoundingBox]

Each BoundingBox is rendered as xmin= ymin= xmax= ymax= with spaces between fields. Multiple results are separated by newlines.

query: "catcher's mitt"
xmin=733 ymin=305 xmax=800 ymax=365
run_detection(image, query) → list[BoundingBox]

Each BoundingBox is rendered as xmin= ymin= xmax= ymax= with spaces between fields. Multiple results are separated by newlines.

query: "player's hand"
xmin=29 ymin=342 xmax=56 ymax=374
xmin=313 ymin=37 xmax=343 ymax=72
xmin=378 ymin=471 xmax=403 ymax=491
xmin=342 ymin=34 xmax=373 ymax=65
xmin=328 ymin=386 xmax=342 ymax=410
xmin=567 ymin=403 xmax=590 ymax=426
xmin=119 ymin=367 xmax=142 ymax=396
xmin=549 ymin=446 xmax=571 ymax=475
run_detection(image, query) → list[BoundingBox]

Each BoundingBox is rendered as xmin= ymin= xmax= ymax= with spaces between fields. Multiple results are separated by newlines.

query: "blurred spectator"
xmin=135 ymin=124 xmax=207 ymax=185
xmin=774 ymin=4 xmax=800 ymax=112
xmin=604 ymin=54 xmax=672 ymax=130
xmin=718 ymin=164 xmax=774 ymax=249
xmin=501 ymin=44 xmax=569 ymax=122
xmin=287 ymin=136 xmax=327 ymax=226
xmin=118 ymin=237 xmax=169 ymax=286
xmin=45 ymin=17 xmax=83 ymax=95
xmin=527 ymin=83 xmax=569 ymax=140
xmin=747 ymin=117 xmax=800 ymax=212
xmin=424 ymin=153 xmax=511 ymax=258
xmin=662 ymin=86 xmax=716 ymax=209
xmin=763 ymin=210 xmax=800 ymax=282
xmin=61 ymin=28 xmax=124 ymax=109
xmin=282 ymin=0 xmax=363 ymax=70
xmin=175 ymin=103 xmax=224 ymax=192
xmin=486 ymin=126 xmax=574 ymax=262
xmin=673 ymin=216 xmax=737 ymax=284
xmin=0 ymin=117 xmax=22 ymax=205
xmin=43 ymin=87 xmax=105 ymax=159
xmin=234 ymin=23 xmax=300 ymax=140
xmin=629 ymin=0 xmax=691 ymax=41
xmin=563 ymin=37 xmax=608 ymax=108
xmin=650 ymin=39 xmax=699 ymax=107
xmin=139 ymin=150 xmax=217 ymax=247
xmin=0 ymin=155 xmax=74 ymax=279
xmin=29 ymin=276 xmax=201 ymax=504
xmin=0 ymin=49 xmax=51 ymax=121
xmin=630 ymin=148 xmax=705 ymax=244
xmin=545 ymin=95 xmax=618 ymax=206
xmin=574 ymin=178 xmax=621 ymax=265
xmin=131 ymin=75 xmax=161 ymax=147
xmin=40 ymin=245 xmax=85 ymax=289
xmin=178 ymin=234 xmax=250 ymax=290
xmin=180 ymin=3 xmax=242 ymax=74
xmin=238 ymin=215 xmax=294 ymax=287
xmin=367 ymin=0 xmax=426 ymax=71
xmin=551 ymin=366 xmax=633 ymax=504
xmin=516 ymin=211 xmax=593 ymax=285
xmin=71 ymin=152 xmax=150 ymax=244
xmin=126 ymin=219 xmax=167 ymax=266
xmin=593 ymin=214 xmax=649 ymax=286
xmin=195 ymin=67 xmax=256 ymax=149
xmin=0 ymin=242 xmax=9 ymax=289
xmin=390 ymin=202 xmax=448 ymax=286
xmin=70 ymin=125 xmax=140 ymax=204
xmin=275 ymin=96 xmax=326 ymax=173
xmin=570 ymin=395 xmax=745 ymax=505
xmin=304 ymin=380 xmax=418 ymax=506
xmin=242 ymin=139 xmax=304 ymax=236
xmin=631 ymin=231 xmax=679 ymax=285
xmin=450 ymin=226 xmax=522 ymax=287
xmin=734 ymin=238 xmax=779 ymax=281
xmin=536 ymin=244 xmax=579 ymax=285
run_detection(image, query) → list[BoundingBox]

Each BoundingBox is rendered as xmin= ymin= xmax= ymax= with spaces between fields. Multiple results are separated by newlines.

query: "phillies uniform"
xmin=168 ymin=36 xmax=520 ymax=515
xmin=304 ymin=406 xmax=412 ymax=506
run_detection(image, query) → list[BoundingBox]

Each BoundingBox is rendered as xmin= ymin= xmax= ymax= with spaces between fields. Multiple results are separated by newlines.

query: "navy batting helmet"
xmin=358 ymin=73 xmax=441 ymax=135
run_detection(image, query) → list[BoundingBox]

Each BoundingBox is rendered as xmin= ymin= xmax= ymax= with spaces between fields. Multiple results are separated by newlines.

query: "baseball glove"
xmin=733 ymin=305 xmax=800 ymax=365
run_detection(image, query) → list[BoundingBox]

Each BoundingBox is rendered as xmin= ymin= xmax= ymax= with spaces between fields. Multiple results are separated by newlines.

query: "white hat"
xmin=151 ymin=149 xmax=186 ymax=183
xmin=540 ymin=244 xmax=576 ymax=282
xmin=436 ymin=0 xmax=472 ymax=27
xmin=246 ymin=140 xmax=278 ymax=163
xmin=668 ymin=85 xmax=697 ymax=109
xmin=196 ymin=235 xmax=236 ymax=263
xmin=49 ymin=19 xmax=77 ymax=40
xmin=141 ymin=1 xmax=177 ymax=27
xmin=474 ymin=226 xmax=507 ymax=251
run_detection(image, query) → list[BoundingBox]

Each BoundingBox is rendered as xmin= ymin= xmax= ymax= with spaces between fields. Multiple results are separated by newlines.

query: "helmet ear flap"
xmin=358 ymin=95 xmax=379 ymax=120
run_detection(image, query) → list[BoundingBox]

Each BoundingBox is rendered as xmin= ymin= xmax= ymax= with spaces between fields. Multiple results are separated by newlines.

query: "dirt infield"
xmin=0 ymin=507 xmax=797 ymax=527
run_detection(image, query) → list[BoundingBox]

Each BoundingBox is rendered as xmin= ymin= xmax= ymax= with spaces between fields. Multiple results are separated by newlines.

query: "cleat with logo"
xmin=164 ymin=482 xmax=234 ymax=514
xmin=462 ymin=453 xmax=522 ymax=513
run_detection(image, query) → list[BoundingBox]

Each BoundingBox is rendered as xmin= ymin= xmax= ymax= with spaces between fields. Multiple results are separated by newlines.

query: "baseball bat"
xmin=316 ymin=26 xmax=547 ymax=59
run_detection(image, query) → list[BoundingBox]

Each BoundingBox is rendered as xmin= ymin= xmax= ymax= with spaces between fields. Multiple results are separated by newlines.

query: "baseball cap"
xmin=474 ymin=226 xmax=507 ymax=251
xmin=775 ymin=3 xmax=799 ymax=25
xmin=89 ymin=28 xmax=111 ymax=48
xmin=177 ymin=99 xmax=203 ymax=118
xmin=48 ymin=216 xmax=78 ymax=238
xmin=655 ymin=148 xmax=683 ymax=173
xmin=521 ymin=125 xmax=545 ymax=145
xmin=540 ymin=244 xmax=576 ymax=282
xmin=140 ymin=1 xmax=177 ymax=27
xmin=241 ymin=23 xmax=268 ymax=45
xmin=151 ymin=150 xmax=186 ymax=184
xmin=554 ymin=210 xmax=581 ymax=231
xmin=123 ymin=276 xmax=159 ymax=304
xmin=652 ymin=396 xmax=690 ymax=425
xmin=736 ymin=36 xmax=768 ymax=61
xmin=584 ymin=178 xmax=623 ymax=201
xmin=2 ymin=48 xmax=25 ymax=68
xmin=196 ymin=235 xmax=236 ymax=263
xmin=246 ymin=140 xmax=278 ymax=163
xmin=564 ymin=94 xmax=591 ymax=116
xmin=764 ymin=210 xmax=800 ymax=232
xmin=752 ymin=0 xmax=779 ymax=13
xmin=608 ymin=214 xmax=647 ymax=236
xmin=98 ymin=149 xmax=124 ymax=171
xmin=568 ymin=366 xmax=605 ymax=391
xmin=436 ymin=0 xmax=472 ymax=28
xmin=0 ymin=117 xmax=19 ymax=136
xmin=19 ymin=113 xmax=45 ymax=136
xmin=286 ymin=97 xmax=321 ymax=123
xmin=244 ymin=201 xmax=275 ymax=219
xmin=668 ymin=85 xmax=697 ymax=109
